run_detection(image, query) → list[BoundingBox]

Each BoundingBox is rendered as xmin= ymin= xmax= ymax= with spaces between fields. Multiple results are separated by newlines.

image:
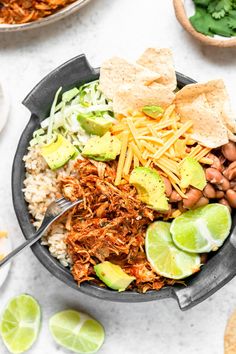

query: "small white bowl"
xmin=173 ymin=0 xmax=236 ymax=47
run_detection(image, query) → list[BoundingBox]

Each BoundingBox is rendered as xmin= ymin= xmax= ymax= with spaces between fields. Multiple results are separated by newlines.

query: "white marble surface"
xmin=1 ymin=1 xmax=236 ymax=353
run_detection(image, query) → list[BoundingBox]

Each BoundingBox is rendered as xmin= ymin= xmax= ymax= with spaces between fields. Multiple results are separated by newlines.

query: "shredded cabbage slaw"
xmin=30 ymin=80 xmax=115 ymax=150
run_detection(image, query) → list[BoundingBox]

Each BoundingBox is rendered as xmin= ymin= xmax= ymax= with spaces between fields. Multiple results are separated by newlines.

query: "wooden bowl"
xmin=173 ymin=0 xmax=236 ymax=47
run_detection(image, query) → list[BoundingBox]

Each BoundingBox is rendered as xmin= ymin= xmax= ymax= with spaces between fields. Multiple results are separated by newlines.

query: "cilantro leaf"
xmin=189 ymin=7 xmax=214 ymax=36
xmin=193 ymin=0 xmax=211 ymax=6
xmin=208 ymin=0 xmax=232 ymax=19
xmin=232 ymin=0 xmax=236 ymax=9
xmin=209 ymin=15 xmax=235 ymax=35
xmin=227 ymin=10 xmax=236 ymax=30
xmin=190 ymin=4 xmax=235 ymax=37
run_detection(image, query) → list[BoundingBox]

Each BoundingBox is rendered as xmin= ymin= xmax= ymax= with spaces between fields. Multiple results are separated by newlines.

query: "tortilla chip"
xmin=176 ymin=79 xmax=236 ymax=133
xmin=99 ymin=57 xmax=160 ymax=100
xmin=137 ymin=48 xmax=177 ymax=91
xmin=225 ymin=309 xmax=236 ymax=354
xmin=113 ymin=83 xmax=175 ymax=116
xmin=175 ymin=81 xmax=231 ymax=148
xmin=227 ymin=129 xmax=236 ymax=142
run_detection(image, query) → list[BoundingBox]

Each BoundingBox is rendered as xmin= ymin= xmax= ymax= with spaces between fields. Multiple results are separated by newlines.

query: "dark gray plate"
xmin=12 ymin=54 xmax=236 ymax=310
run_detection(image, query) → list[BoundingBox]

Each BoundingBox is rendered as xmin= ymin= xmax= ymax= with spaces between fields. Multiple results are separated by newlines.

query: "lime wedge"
xmin=49 ymin=310 xmax=105 ymax=354
xmin=171 ymin=204 xmax=232 ymax=253
xmin=0 ymin=294 xmax=41 ymax=354
xmin=145 ymin=221 xmax=201 ymax=279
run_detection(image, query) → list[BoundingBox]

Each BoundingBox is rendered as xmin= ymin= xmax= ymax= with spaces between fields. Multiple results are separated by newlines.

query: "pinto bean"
xmin=225 ymin=189 xmax=236 ymax=208
xmin=215 ymin=190 xmax=225 ymax=199
xmin=217 ymin=177 xmax=230 ymax=191
xmin=222 ymin=141 xmax=236 ymax=162
xmin=219 ymin=198 xmax=232 ymax=213
xmin=223 ymin=161 xmax=236 ymax=181
xmin=203 ymin=183 xmax=216 ymax=199
xmin=177 ymin=201 xmax=187 ymax=213
xmin=183 ymin=188 xmax=202 ymax=209
xmin=207 ymin=153 xmax=222 ymax=171
xmin=205 ymin=168 xmax=224 ymax=184
xmin=169 ymin=190 xmax=182 ymax=203
xmin=193 ymin=196 xmax=209 ymax=209
xmin=162 ymin=176 xmax=172 ymax=197
xmin=205 ymin=168 xmax=230 ymax=191
xmin=230 ymin=180 xmax=236 ymax=191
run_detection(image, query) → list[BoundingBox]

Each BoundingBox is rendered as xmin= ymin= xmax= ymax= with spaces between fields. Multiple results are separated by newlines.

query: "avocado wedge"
xmin=130 ymin=167 xmax=169 ymax=211
xmin=82 ymin=132 xmax=121 ymax=161
xmin=180 ymin=157 xmax=206 ymax=190
xmin=94 ymin=261 xmax=135 ymax=291
xmin=77 ymin=113 xmax=113 ymax=136
xmin=41 ymin=134 xmax=77 ymax=170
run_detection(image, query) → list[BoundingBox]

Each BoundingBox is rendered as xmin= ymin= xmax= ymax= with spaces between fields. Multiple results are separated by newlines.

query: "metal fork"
xmin=0 ymin=197 xmax=83 ymax=269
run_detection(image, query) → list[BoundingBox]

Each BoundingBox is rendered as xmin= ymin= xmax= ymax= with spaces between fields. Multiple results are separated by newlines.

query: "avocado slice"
xmin=130 ymin=167 xmax=169 ymax=211
xmin=82 ymin=132 xmax=121 ymax=161
xmin=77 ymin=113 xmax=113 ymax=136
xmin=94 ymin=261 xmax=135 ymax=291
xmin=142 ymin=105 xmax=164 ymax=119
xmin=41 ymin=134 xmax=77 ymax=170
xmin=180 ymin=157 xmax=206 ymax=190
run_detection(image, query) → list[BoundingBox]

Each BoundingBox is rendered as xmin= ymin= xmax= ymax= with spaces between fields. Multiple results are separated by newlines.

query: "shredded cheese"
xmin=123 ymin=146 xmax=133 ymax=176
xmin=153 ymin=121 xmax=193 ymax=159
xmin=112 ymin=105 xmax=211 ymax=195
xmin=115 ymin=131 xmax=129 ymax=185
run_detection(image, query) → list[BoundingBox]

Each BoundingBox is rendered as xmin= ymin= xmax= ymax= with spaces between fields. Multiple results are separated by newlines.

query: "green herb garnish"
xmin=190 ymin=0 xmax=236 ymax=37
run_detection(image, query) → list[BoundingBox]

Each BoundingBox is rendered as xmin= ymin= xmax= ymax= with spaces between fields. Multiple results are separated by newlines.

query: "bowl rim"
xmin=11 ymin=54 xmax=236 ymax=308
xmin=173 ymin=0 xmax=236 ymax=48
xmin=0 ymin=0 xmax=92 ymax=32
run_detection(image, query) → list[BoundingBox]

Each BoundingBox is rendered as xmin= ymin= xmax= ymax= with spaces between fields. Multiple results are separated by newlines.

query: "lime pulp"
xmin=170 ymin=204 xmax=231 ymax=253
xmin=145 ymin=221 xmax=201 ymax=279
xmin=0 ymin=294 xmax=41 ymax=354
xmin=49 ymin=310 xmax=105 ymax=354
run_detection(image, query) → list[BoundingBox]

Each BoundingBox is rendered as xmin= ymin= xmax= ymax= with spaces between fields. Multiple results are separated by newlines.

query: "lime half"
xmin=0 ymin=294 xmax=41 ymax=354
xmin=49 ymin=310 xmax=105 ymax=354
xmin=171 ymin=204 xmax=231 ymax=253
xmin=145 ymin=221 xmax=201 ymax=279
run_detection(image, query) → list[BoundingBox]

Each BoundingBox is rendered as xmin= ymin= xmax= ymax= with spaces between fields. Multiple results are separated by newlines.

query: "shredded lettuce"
xmin=30 ymin=80 xmax=115 ymax=150
xmin=47 ymin=87 xmax=62 ymax=144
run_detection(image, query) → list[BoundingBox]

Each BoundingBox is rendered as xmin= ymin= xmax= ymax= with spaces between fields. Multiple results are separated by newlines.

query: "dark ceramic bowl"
xmin=12 ymin=55 xmax=236 ymax=310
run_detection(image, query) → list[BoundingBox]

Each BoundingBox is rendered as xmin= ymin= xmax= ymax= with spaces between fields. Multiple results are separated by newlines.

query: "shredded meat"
xmin=60 ymin=159 xmax=177 ymax=292
xmin=0 ymin=0 xmax=76 ymax=24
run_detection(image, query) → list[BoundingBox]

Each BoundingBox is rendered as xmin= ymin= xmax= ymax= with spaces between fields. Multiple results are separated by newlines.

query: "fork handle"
xmin=0 ymin=226 xmax=46 ymax=269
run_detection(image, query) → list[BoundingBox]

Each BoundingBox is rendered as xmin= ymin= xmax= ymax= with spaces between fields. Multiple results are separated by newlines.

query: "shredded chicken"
xmin=0 ymin=0 xmax=76 ymax=24
xmin=60 ymin=159 xmax=177 ymax=292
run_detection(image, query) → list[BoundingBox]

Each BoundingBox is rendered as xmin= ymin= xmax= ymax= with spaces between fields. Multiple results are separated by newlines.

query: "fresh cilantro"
xmin=190 ymin=0 xmax=236 ymax=37
xmin=190 ymin=7 xmax=214 ymax=36
xmin=227 ymin=10 xmax=236 ymax=30
xmin=193 ymin=0 xmax=211 ymax=6
xmin=208 ymin=0 xmax=232 ymax=19
xmin=210 ymin=15 xmax=235 ymax=35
